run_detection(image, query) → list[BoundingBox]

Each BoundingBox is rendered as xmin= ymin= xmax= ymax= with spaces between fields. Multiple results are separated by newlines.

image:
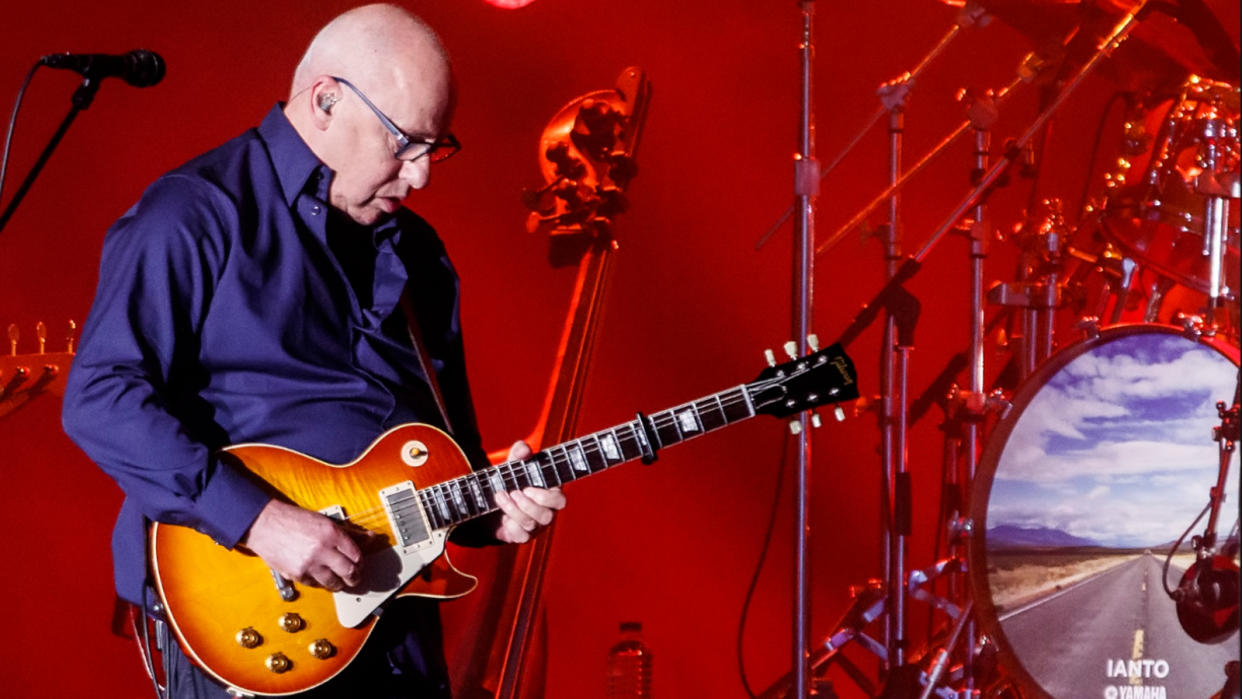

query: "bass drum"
xmin=969 ymin=324 xmax=1240 ymax=698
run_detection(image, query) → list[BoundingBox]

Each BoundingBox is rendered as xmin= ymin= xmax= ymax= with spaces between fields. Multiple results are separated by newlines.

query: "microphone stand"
xmin=0 ymin=71 xmax=105 ymax=234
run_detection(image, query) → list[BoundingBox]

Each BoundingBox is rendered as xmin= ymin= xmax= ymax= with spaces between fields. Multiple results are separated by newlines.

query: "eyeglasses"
xmin=331 ymin=76 xmax=461 ymax=164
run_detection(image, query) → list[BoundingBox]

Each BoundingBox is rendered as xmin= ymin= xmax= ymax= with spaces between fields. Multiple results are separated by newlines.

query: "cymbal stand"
xmin=910 ymin=89 xmax=1004 ymax=699
xmin=754 ymin=2 xmax=987 ymax=251
xmin=876 ymin=66 xmax=911 ymax=680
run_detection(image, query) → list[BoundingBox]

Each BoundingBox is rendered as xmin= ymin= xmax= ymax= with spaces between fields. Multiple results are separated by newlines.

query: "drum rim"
xmin=967 ymin=322 xmax=1240 ymax=698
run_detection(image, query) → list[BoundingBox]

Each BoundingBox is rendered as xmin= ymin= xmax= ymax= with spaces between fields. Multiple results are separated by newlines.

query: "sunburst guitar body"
xmin=151 ymin=424 xmax=477 ymax=696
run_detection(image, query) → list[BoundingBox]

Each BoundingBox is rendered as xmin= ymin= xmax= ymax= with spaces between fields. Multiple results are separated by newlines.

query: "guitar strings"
xmin=310 ymin=387 xmax=774 ymax=533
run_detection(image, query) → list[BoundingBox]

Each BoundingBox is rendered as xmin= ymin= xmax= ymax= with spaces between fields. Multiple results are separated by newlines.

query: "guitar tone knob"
xmin=279 ymin=612 xmax=305 ymax=633
xmin=265 ymin=652 xmax=292 ymax=674
xmin=235 ymin=627 xmax=262 ymax=649
xmin=308 ymin=638 xmax=336 ymax=659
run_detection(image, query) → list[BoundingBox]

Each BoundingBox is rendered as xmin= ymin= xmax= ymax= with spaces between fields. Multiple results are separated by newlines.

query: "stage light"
xmin=484 ymin=0 xmax=537 ymax=8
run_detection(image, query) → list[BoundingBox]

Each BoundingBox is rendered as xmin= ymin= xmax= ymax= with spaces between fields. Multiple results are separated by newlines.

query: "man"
xmin=61 ymin=5 xmax=565 ymax=697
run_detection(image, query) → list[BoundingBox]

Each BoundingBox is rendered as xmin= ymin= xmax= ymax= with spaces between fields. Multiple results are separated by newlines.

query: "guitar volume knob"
xmin=308 ymin=638 xmax=336 ymax=659
xmin=279 ymin=612 xmax=305 ymax=632
xmin=235 ymin=627 xmax=262 ymax=649
xmin=265 ymin=652 xmax=292 ymax=674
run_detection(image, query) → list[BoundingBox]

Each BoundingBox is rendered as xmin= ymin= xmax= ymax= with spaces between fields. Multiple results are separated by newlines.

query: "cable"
xmin=737 ymin=429 xmax=792 ymax=699
xmin=1162 ymin=502 xmax=1210 ymax=598
xmin=0 ymin=61 xmax=42 ymax=207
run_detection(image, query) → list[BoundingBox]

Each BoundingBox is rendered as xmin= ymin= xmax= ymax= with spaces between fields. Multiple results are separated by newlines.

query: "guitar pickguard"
xmin=332 ymin=531 xmax=449 ymax=628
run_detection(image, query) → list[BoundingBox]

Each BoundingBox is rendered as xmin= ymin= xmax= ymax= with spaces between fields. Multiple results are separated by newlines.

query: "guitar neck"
xmin=416 ymin=384 xmax=756 ymax=531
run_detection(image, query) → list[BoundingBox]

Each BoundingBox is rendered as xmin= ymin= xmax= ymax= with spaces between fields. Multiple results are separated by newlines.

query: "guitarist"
xmin=61 ymin=5 xmax=566 ymax=698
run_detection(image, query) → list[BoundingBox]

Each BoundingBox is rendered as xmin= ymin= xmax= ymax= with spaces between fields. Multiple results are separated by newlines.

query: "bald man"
xmin=62 ymin=5 xmax=563 ymax=698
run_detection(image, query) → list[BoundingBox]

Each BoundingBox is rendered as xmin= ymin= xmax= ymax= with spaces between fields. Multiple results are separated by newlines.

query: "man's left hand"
xmin=493 ymin=440 xmax=567 ymax=544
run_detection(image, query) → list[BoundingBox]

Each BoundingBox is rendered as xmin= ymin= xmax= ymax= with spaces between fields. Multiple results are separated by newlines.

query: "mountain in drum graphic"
xmin=987 ymin=524 xmax=1101 ymax=549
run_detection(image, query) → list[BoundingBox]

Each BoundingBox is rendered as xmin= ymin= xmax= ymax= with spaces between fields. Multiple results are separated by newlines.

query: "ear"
xmin=307 ymin=76 xmax=340 ymax=132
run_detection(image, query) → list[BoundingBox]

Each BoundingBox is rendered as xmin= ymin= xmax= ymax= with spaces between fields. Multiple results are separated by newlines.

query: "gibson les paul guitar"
xmin=151 ymin=342 xmax=858 ymax=696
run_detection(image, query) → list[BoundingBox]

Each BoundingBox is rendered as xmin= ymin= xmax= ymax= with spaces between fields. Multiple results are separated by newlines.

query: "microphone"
xmin=40 ymin=49 xmax=165 ymax=88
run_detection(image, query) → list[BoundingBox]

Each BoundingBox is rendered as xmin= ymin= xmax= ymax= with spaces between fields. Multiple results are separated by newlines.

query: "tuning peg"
xmin=833 ymin=406 xmax=846 ymax=422
xmin=66 ymin=320 xmax=78 ymax=353
xmin=783 ymin=341 xmax=798 ymax=360
xmin=807 ymin=334 xmax=820 ymax=352
xmin=36 ymin=321 xmax=46 ymax=354
xmin=810 ymin=413 xmax=822 ymax=429
xmin=764 ymin=349 xmax=776 ymax=367
xmin=788 ymin=420 xmax=802 ymax=435
xmin=7 ymin=324 xmax=17 ymax=357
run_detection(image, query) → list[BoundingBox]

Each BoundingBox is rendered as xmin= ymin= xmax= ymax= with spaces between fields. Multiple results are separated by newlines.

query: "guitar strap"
xmin=399 ymin=287 xmax=456 ymax=437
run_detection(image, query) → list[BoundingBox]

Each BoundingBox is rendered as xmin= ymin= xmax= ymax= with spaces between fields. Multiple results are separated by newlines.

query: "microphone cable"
xmin=0 ymin=60 xmax=42 ymax=209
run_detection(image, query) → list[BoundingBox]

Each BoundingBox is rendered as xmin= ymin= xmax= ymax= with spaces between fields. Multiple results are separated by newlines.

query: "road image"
xmin=998 ymin=553 xmax=1239 ymax=698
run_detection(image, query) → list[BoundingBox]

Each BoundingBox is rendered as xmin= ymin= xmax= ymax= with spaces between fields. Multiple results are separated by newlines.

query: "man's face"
xmin=324 ymin=73 xmax=453 ymax=226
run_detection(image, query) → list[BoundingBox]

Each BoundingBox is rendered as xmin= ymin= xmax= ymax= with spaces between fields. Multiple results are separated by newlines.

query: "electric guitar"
xmin=151 ymin=342 xmax=858 ymax=696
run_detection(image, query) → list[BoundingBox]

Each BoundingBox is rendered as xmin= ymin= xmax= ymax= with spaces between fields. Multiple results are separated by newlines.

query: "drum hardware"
xmin=1098 ymin=76 xmax=1240 ymax=331
xmin=758 ymin=580 xmax=888 ymax=699
xmin=813 ymin=8 xmax=1158 ymax=697
xmin=1165 ymin=382 xmax=1241 ymax=646
xmin=917 ymin=599 xmax=976 ymax=699
xmin=1176 ymin=309 xmax=1223 ymax=339
xmin=1074 ymin=315 xmax=1102 ymax=339
xmin=988 ymin=198 xmax=1072 ymax=379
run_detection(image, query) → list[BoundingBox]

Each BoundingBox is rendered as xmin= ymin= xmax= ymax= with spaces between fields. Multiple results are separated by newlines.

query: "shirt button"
xmin=311 ymin=205 xmax=322 ymax=216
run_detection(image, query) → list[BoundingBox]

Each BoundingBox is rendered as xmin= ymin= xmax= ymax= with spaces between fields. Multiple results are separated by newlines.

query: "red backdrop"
xmin=0 ymin=1 xmax=1201 ymax=697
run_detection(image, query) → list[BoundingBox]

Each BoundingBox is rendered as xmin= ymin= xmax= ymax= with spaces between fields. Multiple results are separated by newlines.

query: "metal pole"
xmin=792 ymin=3 xmax=817 ymax=697
xmin=882 ymin=99 xmax=904 ymax=673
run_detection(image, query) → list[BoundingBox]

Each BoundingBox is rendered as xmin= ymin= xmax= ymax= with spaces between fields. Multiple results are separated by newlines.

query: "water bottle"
xmin=606 ymin=621 xmax=653 ymax=698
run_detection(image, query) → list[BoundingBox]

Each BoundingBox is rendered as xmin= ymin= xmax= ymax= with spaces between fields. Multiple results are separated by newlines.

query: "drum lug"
xmin=1076 ymin=316 xmax=1101 ymax=339
xmin=949 ymin=516 xmax=974 ymax=540
xmin=1177 ymin=311 xmax=1218 ymax=339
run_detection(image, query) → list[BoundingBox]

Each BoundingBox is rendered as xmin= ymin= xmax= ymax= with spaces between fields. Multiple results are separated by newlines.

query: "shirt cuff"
xmin=193 ymin=458 xmax=273 ymax=549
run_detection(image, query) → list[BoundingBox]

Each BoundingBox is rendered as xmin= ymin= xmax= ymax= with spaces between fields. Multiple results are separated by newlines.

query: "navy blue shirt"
xmin=62 ymin=105 xmax=488 ymax=606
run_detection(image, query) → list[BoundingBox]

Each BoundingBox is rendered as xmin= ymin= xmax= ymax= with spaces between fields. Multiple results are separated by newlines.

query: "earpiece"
xmin=318 ymin=93 xmax=339 ymax=113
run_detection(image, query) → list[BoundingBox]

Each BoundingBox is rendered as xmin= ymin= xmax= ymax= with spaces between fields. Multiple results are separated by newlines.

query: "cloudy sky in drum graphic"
xmin=988 ymin=333 xmax=1240 ymax=549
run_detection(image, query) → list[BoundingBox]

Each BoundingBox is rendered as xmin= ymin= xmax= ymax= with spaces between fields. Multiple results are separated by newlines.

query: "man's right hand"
xmin=241 ymin=499 xmax=363 ymax=591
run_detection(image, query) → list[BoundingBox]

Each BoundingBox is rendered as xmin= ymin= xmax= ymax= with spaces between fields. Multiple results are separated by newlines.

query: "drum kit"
xmin=767 ymin=1 xmax=1241 ymax=697
xmin=967 ymin=70 xmax=1240 ymax=698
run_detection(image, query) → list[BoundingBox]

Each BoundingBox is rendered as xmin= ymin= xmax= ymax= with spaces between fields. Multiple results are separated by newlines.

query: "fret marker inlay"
xmin=601 ymin=434 xmax=620 ymax=460
xmin=677 ymin=410 xmax=699 ymax=432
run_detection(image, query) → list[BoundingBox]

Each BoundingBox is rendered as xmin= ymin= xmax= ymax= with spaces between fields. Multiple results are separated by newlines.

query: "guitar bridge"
xmin=379 ymin=481 xmax=431 ymax=550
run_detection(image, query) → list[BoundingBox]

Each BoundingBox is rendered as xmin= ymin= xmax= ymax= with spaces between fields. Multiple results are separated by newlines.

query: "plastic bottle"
xmin=606 ymin=620 xmax=653 ymax=698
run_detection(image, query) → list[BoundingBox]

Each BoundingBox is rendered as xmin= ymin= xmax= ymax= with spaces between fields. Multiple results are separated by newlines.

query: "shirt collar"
xmin=257 ymin=104 xmax=333 ymax=209
xmin=258 ymin=104 xmax=403 ymax=245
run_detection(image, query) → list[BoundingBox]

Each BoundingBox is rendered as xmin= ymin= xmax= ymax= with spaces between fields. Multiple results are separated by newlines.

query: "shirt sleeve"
xmin=62 ymin=174 xmax=271 ymax=550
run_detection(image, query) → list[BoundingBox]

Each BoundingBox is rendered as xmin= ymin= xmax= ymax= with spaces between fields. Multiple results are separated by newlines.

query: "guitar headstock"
xmin=0 ymin=320 xmax=77 ymax=420
xmin=748 ymin=337 xmax=859 ymax=420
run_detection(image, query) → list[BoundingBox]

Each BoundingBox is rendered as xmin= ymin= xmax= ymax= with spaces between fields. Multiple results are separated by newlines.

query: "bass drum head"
xmin=969 ymin=324 xmax=1240 ymax=698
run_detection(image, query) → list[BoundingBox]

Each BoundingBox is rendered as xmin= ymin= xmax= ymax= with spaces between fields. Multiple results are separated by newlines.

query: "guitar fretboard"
xmin=415 ymin=384 xmax=756 ymax=530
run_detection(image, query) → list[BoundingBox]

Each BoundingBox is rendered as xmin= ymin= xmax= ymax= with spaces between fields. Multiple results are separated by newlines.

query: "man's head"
xmin=286 ymin=4 xmax=455 ymax=225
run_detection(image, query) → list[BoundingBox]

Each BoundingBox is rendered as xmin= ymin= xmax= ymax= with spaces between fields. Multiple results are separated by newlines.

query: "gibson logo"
xmin=830 ymin=356 xmax=855 ymax=385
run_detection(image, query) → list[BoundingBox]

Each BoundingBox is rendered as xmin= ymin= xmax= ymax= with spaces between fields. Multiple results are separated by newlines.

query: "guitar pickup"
xmin=379 ymin=481 xmax=431 ymax=550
